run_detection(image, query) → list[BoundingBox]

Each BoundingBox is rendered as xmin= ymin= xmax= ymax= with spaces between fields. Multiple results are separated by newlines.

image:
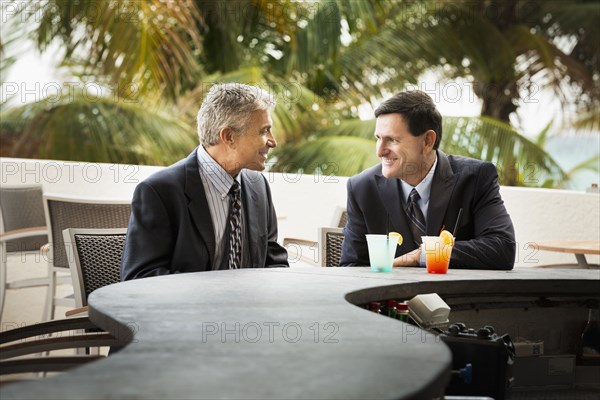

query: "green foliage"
xmin=272 ymin=135 xmax=379 ymax=176
xmin=1 ymin=94 xmax=196 ymax=165
xmin=272 ymin=115 xmax=566 ymax=187
xmin=441 ymin=116 xmax=565 ymax=186
xmin=1 ymin=0 xmax=597 ymax=188
xmin=318 ymin=119 xmax=376 ymax=140
xmin=15 ymin=0 xmax=204 ymax=100
xmin=176 ymin=67 xmax=321 ymax=145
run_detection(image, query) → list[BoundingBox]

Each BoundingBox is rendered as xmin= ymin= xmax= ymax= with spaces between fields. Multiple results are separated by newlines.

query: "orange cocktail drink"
xmin=422 ymin=235 xmax=453 ymax=274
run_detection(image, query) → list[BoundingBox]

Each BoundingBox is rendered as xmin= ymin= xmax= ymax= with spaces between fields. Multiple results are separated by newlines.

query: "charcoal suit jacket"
xmin=340 ymin=150 xmax=516 ymax=270
xmin=121 ymin=149 xmax=289 ymax=280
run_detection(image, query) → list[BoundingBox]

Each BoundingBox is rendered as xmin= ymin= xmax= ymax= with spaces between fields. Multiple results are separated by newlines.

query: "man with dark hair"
xmin=121 ymin=83 xmax=289 ymax=280
xmin=340 ymin=90 xmax=516 ymax=270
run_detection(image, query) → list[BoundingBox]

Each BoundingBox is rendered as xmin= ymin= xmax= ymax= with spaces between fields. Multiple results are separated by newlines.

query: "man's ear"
xmin=219 ymin=127 xmax=236 ymax=148
xmin=423 ymin=130 xmax=436 ymax=151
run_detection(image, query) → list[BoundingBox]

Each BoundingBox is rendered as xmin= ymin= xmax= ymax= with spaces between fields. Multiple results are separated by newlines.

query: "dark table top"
xmin=3 ymin=266 xmax=599 ymax=399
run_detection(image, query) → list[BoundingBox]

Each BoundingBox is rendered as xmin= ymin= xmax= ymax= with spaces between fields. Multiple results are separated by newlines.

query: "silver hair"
xmin=197 ymin=83 xmax=276 ymax=146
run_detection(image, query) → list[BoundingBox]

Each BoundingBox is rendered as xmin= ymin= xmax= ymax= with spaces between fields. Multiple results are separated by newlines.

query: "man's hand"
xmin=393 ymin=248 xmax=421 ymax=267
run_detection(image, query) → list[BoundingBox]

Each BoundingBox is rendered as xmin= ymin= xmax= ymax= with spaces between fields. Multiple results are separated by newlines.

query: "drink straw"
xmin=387 ymin=214 xmax=390 ymax=236
xmin=452 ymin=208 xmax=463 ymax=236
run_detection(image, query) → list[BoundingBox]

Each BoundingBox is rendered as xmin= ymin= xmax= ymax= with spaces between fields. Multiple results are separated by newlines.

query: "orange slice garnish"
xmin=389 ymin=232 xmax=403 ymax=245
xmin=439 ymin=230 xmax=455 ymax=246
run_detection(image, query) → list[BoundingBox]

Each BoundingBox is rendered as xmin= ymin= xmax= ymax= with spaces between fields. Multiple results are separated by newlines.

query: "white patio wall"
xmin=2 ymin=157 xmax=598 ymax=267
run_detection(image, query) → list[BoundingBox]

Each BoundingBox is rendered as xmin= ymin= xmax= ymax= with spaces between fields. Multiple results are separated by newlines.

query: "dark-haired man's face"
xmin=374 ymin=113 xmax=435 ymax=186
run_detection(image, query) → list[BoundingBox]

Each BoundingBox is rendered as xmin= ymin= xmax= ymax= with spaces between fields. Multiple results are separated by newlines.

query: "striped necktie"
xmin=406 ymin=188 xmax=426 ymax=246
xmin=227 ymin=181 xmax=242 ymax=269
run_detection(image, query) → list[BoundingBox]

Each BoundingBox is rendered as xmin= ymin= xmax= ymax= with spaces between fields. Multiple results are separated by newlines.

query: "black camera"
xmin=440 ymin=323 xmax=515 ymax=399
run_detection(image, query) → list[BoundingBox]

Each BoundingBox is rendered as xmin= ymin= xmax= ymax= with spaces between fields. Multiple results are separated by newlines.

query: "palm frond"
xmin=508 ymin=25 xmax=593 ymax=102
xmin=293 ymin=0 xmax=342 ymax=73
xmin=570 ymin=108 xmax=600 ymax=133
xmin=442 ymin=116 xmax=565 ymax=186
xmin=534 ymin=119 xmax=554 ymax=147
xmin=0 ymin=18 xmax=21 ymax=88
xmin=269 ymin=0 xmax=403 ymax=105
xmin=568 ymin=153 xmax=600 ymax=175
xmin=434 ymin=9 xmax=516 ymax=82
xmin=16 ymin=0 xmax=204 ymax=100
xmin=319 ymin=119 xmax=376 ymax=140
xmin=271 ymin=136 xmax=379 ymax=176
xmin=1 ymin=94 xmax=196 ymax=165
xmin=177 ymin=67 xmax=322 ymax=145
xmin=555 ymin=153 xmax=600 ymax=189
xmin=275 ymin=115 xmax=565 ymax=186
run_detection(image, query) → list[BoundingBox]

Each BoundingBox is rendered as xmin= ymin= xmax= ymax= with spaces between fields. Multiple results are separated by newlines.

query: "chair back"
xmin=44 ymin=194 xmax=131 ymax=270
xmin=62 ymin=228 xmax=127 ymax=308
xmin=0 ymin=185 xmax=48 ymax=252
xmin=319 ymin=227 xmax=344 ymax=267
xmin=331 ymin=206 xmax=348 ymax=228
xmin=0 ymin=315 xmax=128 ymax=378
xmin=338 ymin=211 xmax=348 ymax=228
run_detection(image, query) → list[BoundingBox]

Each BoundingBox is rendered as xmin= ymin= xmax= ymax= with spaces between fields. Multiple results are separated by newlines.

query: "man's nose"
xmin=376 ymin=140 xmax=386 ymax=157
xmin=267 ymin=133 xmax=277 ymax=148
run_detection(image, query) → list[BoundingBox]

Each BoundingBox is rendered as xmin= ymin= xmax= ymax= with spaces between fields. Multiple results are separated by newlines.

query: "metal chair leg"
xmin=0 ymin=242 xmax=7 ymax=321
xmin=43 ymin=266 xmax=55 ymax=321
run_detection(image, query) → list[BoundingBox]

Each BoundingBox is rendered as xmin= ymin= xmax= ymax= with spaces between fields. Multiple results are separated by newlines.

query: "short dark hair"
xmin=374 ymin=90 xmax=443 ymax=149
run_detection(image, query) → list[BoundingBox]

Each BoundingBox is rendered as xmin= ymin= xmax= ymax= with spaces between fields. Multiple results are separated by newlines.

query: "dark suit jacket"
xmin=121 ymin=149 xmax=289 ymax=280
xmin=340 ymin=151 xmax=516 ymax=270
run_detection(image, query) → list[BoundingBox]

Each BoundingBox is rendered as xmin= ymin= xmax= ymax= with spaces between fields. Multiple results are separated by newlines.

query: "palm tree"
xmin=1 ymin=0 xmax=596 ymax=186
xmin=324 ymin=0 xmax=599 ymax=123
xmin=271 ymin=0 xmax=598 ymax=185
xmin=1 ymin=0 xmax=396 ymax=161
xmin=0 ymin=92 xmax=197 ymax=165
xmin=0 ymin=1 xmax=294 ymax=161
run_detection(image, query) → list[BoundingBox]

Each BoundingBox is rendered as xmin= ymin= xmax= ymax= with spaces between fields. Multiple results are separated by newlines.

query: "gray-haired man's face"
xmin=229 ymin=110 xmax=276 ymax=172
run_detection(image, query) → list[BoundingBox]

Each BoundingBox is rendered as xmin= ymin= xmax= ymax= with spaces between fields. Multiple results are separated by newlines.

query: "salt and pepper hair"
xmin=374 ymin=90 xmax=443 ymax=150
xmin=197 ymin=83 xmax=276 ymax=146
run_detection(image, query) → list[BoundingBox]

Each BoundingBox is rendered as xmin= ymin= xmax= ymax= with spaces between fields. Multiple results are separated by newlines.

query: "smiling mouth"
xmin=381 ymin=157 xmax=397 ymax=164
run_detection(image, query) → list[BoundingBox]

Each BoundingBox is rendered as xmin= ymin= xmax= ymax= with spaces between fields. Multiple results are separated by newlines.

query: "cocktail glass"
xmin=366 ymin=234 xmax=397 ymax=272
xmin=422 ymin=236 xmax=452 ymax=274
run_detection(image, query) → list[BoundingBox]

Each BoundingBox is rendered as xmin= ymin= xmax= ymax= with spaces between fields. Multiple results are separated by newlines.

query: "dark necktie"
xmin=227 ymin=181 xmax=242 ymax=269
xmin=406 ymin=188 xmax=426 ymax=246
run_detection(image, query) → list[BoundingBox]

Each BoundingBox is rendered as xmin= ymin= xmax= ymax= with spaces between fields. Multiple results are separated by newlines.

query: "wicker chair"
xmin=43 ymin=194 xmax=131 ymax=320
xmin=282 ymin=206 xmax=347 ymax=266
xmin=319 ymin=227 xmax=344 ymax=267
xmin=332 ymin=206 xmax=348 ymax=229
xmin=0 ymin=316 xmax=129 ymax=379
xmin=0 ymin=185 xmax=50 ymax=320
xmin=62 ymin=228 xmax=127 ymax=316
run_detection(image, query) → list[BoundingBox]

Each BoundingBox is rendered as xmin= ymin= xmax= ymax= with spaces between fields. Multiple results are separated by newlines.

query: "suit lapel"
xmin=241 ymin=170 xmax=260 ymax=267
xmin=427 ymin=150 xmax=457 ymax=235
xmin=184 ymin=149 xmax=216 ymax=264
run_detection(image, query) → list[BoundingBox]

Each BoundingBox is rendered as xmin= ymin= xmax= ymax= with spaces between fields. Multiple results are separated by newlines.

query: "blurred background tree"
xmin=1 ymin=0 xmax=598 ymax=187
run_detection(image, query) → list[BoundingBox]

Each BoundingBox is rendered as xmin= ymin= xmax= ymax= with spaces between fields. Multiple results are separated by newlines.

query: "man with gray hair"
xmin=121 ymin=83 xmax=289 ymax=280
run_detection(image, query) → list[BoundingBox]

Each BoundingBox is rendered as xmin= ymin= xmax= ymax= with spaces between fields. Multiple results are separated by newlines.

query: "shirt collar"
xmin=197 ymin=146 xmax=242 ymax=198
xmin=400 ymin=154 xmax=438 ymax=205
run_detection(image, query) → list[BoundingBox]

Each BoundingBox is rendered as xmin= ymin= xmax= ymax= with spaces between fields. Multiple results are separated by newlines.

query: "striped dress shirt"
xmin=197 ymin=146 xmax=248 ymax=269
